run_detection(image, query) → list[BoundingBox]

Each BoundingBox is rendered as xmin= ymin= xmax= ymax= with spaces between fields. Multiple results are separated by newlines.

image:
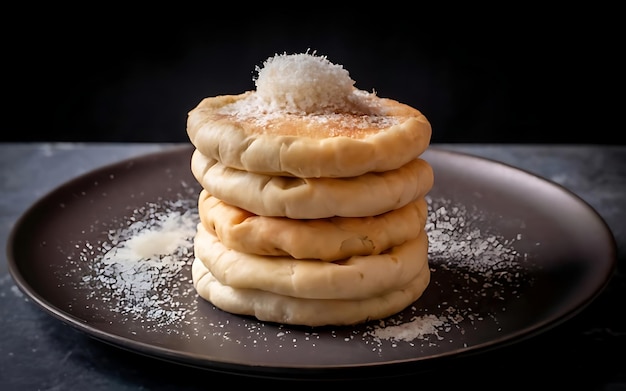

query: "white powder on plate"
xmin=366 ymin=195 xmax=530 ymax=345
xmin=370 ymin=314 xmax=446 ymax=341
xmin=73 ymin=198 xmax=198 ymax=329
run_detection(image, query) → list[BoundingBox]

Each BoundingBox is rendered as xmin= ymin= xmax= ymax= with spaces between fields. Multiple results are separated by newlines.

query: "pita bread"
xmin=191 ymin=149 xmax=434 ymax=219
xmin=198 ymin=189 xmax=428 ymax=261
xmin=193 ymin=223 xmax=429 ymax=300
xmin=187 ymin=52 xmax=434 ymax=326
xmin=187 ymin=91 xmax=432 ymax=178
xmin=191 ymin=256 xmax=430 ymax=326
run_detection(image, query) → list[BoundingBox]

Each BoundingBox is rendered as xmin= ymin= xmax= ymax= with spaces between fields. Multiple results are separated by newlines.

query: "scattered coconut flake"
xmin=364 ymin=195 xmax=532 ymax=345
xmin=371 ymin=314 xmax=446 ymax=341
xmin=72 ymin=198 xmax=199 ymax=329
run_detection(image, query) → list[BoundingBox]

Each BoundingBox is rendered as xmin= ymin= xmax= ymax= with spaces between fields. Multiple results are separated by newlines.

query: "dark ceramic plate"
xmin=7 ymin=145 xmax=616 ymax=380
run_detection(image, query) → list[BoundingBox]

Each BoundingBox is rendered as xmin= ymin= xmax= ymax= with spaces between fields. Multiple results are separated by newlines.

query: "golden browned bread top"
xmin=186 ymin=51 xmax=432 ymax=178
xmin=198 ymin=90 xmax=428 ymax=139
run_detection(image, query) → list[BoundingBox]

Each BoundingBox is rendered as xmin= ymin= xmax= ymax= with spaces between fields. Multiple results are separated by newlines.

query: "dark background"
xmin=3 ymin=6 xmax=620 ymax=144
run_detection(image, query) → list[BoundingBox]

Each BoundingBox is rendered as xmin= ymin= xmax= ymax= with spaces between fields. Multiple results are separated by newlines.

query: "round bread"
xmin=191 ymin=256 xmax=430 ymax=327
xmin=187 ymin=52 xmax=434 ymax=327
xmin=191 ymin=149 xmax=434 ymax=219
xmin=198 ymin=189 xmax=428 ymax=261
xmin=187 ymin=90 xmax=432 ymax=178
xmin=193 ymin=223 xmax=429 ymax=300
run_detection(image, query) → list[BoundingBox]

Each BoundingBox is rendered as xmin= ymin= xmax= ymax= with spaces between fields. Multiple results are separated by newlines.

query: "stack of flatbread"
xmin=186 ymin=52 xmax=433 ymax=326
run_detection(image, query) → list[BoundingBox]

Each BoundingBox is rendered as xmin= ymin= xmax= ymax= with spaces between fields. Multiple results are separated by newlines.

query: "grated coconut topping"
xmin=217 ymin=51 xmax=399 ymax=132
xmin=254 ymin=50 xmax=355 ymax=114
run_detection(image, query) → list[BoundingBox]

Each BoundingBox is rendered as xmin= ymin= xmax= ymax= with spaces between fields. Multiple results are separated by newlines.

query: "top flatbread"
xmin=187 ymin=91 xmax=432 ymax=178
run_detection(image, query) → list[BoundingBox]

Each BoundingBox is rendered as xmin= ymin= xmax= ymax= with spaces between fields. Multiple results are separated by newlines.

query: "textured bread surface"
xmin=191 ymin=249 xmax=430 ymax=327
xmin=194 ymin=224 xmax=429 ymax=300
xmin=187 ymin=92 xmax=431 ymax=178
xmin=191 ymin=149 xmax=434 ymax=218
xmin=198 ymin=189 xmax=428 ymax=261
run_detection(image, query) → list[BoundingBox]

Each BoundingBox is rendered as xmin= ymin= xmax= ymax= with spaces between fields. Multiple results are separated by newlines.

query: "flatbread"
xmin=187 ymin=91 xmax=432 ymax=178
xmin=198 ymin=189 xmax=428 ymax=261
xmin=191 ymin=256 xmax=430 ymax=327
xmin=193 ymin=224 xmax=429 ymax=300
xmin=191 ymin=149 xmax=434 ymax=219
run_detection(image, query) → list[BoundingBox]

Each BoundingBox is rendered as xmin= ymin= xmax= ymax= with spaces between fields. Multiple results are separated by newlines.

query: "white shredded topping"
xmin=254 ymin=50 xmax=355 ymax=114
xmin=216 ymin=51 xmax=399 ymax=133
